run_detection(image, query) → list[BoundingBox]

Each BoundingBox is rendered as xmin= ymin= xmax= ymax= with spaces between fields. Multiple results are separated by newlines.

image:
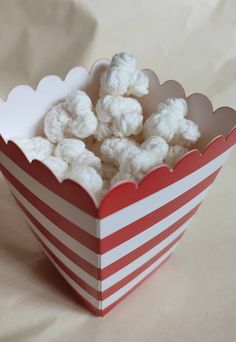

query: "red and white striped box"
xmin=0 ymin=60 xmax=236 ymax=316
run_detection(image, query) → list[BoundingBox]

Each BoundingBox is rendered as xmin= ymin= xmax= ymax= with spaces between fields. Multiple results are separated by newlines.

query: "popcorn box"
xmin=0 ymin=60 xmax=236 ymax=316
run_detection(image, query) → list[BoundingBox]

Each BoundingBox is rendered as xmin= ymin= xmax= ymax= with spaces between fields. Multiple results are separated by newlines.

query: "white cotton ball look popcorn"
xmin=12 ymin=137 xmax=54 ymax=162
xmin=44 ymin=90 xmax=97 ymax=143
xmin=96 ymin=95 xmax=143 ymax=138
xmin=144 ymin=98 xmax=201 ymax=146
xmin=65 ymin=165 xmax=103 ymax=198
xmin=43 ymin=156 xmax=69 ymax=181
xmin=55 ymin=138 xmax=85 ymax=164
xmin=13 ymin=52 xmax=202 ymax=203
xmin=100 ymin=52 xmax=149 ymax=97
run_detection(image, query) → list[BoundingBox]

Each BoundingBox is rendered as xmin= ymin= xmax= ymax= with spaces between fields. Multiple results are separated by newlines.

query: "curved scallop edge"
xmin=0 ymin=60 xmax=236 ymax=214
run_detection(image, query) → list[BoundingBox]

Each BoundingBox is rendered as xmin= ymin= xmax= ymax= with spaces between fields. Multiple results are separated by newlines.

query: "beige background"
xmin=0 ymin=0 xmax=236 ymax=341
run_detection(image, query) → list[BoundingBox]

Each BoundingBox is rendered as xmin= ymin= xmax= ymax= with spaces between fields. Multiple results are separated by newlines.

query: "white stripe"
xmin=0 ymin=148 xmax=232 ymax=241
xmin=40 ymin=245 xmax=100 ymax=310
xmin=41 ymin=242 xmax=176 ymax=311
xmin=100 ymin=188 xmax=208 ymax=268
xmin=0 ymin=152 xmax=98 ymax=236
xmin=29 ymin=209 xmax=186 ymax=293
xmin=8 ymin=182 xmax=99 ymax=267
xmin=102 ymin=219 xmax=190 ymax=290
xmin=9 ymin=175 xmax=205 ymax=270
xmin=26 ymin=219 xmax=100 ymax=291
xmin=99 ymin=148 xmax=232 ymax=237
xmin=102 ymin=244 xmax=177 ymax=309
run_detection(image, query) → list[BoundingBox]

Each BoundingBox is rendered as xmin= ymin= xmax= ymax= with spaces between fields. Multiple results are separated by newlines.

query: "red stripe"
xmin=101 ymin=204 xmax=200 ymax=280
xmin=14 ymin=198 xmax=100 ymax=279
xmin=2 ymin=163 xmax=214 ymax=258
xmin=1 ymin=166 xmax=99 ymax=252
xmin=101 ymin=233 xmax=183 ymax=300
xmin=13 ymin=188 xmax=199 ymax=282
xmin=100 ymin=170 xmax=219 ymax=253
xmin=31 ymin=219 xmax=181 ymax=301
xmin=101 ymin=251 xmax=173 ymax=316
xmin=31 ymin=231 xmax=101 ymax=300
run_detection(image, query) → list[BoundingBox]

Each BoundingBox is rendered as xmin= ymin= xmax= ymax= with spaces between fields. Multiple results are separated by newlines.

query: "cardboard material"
xmin=0 ymin=61 xmax=235 ymax=315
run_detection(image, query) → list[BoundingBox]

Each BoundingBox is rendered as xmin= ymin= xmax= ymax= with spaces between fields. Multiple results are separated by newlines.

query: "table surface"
xmin=0 ymin=1 xmax=236 ymax=341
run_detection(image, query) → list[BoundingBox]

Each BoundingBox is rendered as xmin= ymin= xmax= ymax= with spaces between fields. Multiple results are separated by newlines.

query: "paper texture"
xmin=0 ymin=0 xmax=235 ymax=340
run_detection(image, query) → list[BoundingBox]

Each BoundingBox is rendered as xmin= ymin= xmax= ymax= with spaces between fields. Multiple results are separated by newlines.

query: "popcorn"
xmin=12 ymin=137 xmax=54 ymax=162
xmin=44 ymin=90 xmax=97 ymax=143
xmin=55 ymin=138 xmax=85 ymax=164
xmin=43 ymin=156 xmax=69 ymax=181
xmin=71 ymin=149 xmax=102 ymax=171
xmin=13 ymin=53 xmax=202 ymax=202
xmin=144 ymin=98 xmax=201 ymax=146
xmin=44 ymin=104 xmax=70 ymax=143
xmin=100 ymin=52 xmax=149 ymax=97
xmin=65 ymin=165 xmax=103 ymax=198
xmin=96 ymin=95 xmax=143 ymax=138
xmin=100 ymin=137 xmax=137 ymax=165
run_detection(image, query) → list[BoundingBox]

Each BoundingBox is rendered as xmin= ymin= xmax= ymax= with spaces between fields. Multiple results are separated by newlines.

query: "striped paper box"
xmin=0 ymin=60 xmax=236 ymax=316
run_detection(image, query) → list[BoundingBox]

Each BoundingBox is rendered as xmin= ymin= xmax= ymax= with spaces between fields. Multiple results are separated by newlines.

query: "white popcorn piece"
xmin=94 ymin=122 xmax=113 ymax=141
xmin=13 ymin=137 xmax=54 ymax=162
xmin=44 ymin=103 xmax=70 ymax=143
xmin=100 ymin=52 xmax=149 ymax=97
xmin=72 ymin=149 xmax=102 ymax=171
xmin=65 ymin=165 xmax=103 ymax=198
xmin=144 ymin=98 xmax=201 ymax=147
xmin=43 ymin=156 xmax=69 ymax=181
xmin=158 ymin=98 xmax=188 ymax=119
xmin=96 ymin=95 xmax=143 ymax=137
xmin=127 ymin=70 xmax=149 ymax=97
xmin=100 ymin=137 xmax=138 ymax=165
xmin=64 ymin=90 xmax=93 ymax=118
xmin=144 ymin=112 xmax=179 ymax=142
xmin=55 ymin=138 xmax=85 ymax=164
xmin=172 ymin=119 xmax=201 ymax=147
xmin=67 ymin=111 xmax=97 ymax=139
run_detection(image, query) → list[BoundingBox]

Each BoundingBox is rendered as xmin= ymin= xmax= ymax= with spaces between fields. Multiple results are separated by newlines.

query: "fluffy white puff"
xmin=165 ymin=145 xmax=189 ymax=168
xmin=94 ymin=122 xmax=112 ymax=141
xmin=65 ymin=165 xmax=103 ymax=198
xmin=44 ymin=103 xmax=70 ymax=143
xmin=171 ymin=119 xmax=201 ymax=147
xmin=72 ymin=149 xmax=102 ymax=171
xmin=111 ymin=53 xmax=137 ymax=73
xmin=141 ymin=136 xmax=169 ymax=157
xmin=144 ymin=98 xmax=201 ymax=147
xmin=64 ymin=90 xmax=92 ymax=118
xmin=43 ymin=156 xmax=68 ymax=181
xmin=55 ymin=138 xmax=85 ymax=164
xmin=13 ymin=137 xmax=54 ymax=162
xmin=158 ymin=98 xmax=188 ymax=119
xmin=96 ymin=95 xmax=143 ymax=137
xmin=144 ymin=112 xmax=179 ymax=142
xmin=100 ymin=52 xmax=149 ymax=97
xmin=100 ymin=66 xmax=131 ymax=97
xmin=67 ymin=111 xmax=97 ymax=139
xmin=119 ymin=136 xmax=168 ymax=178
xmin=127 ymin=70 xmax=149 ymax=97
xmin=100 ymin=137 xmax=138 ymax=165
